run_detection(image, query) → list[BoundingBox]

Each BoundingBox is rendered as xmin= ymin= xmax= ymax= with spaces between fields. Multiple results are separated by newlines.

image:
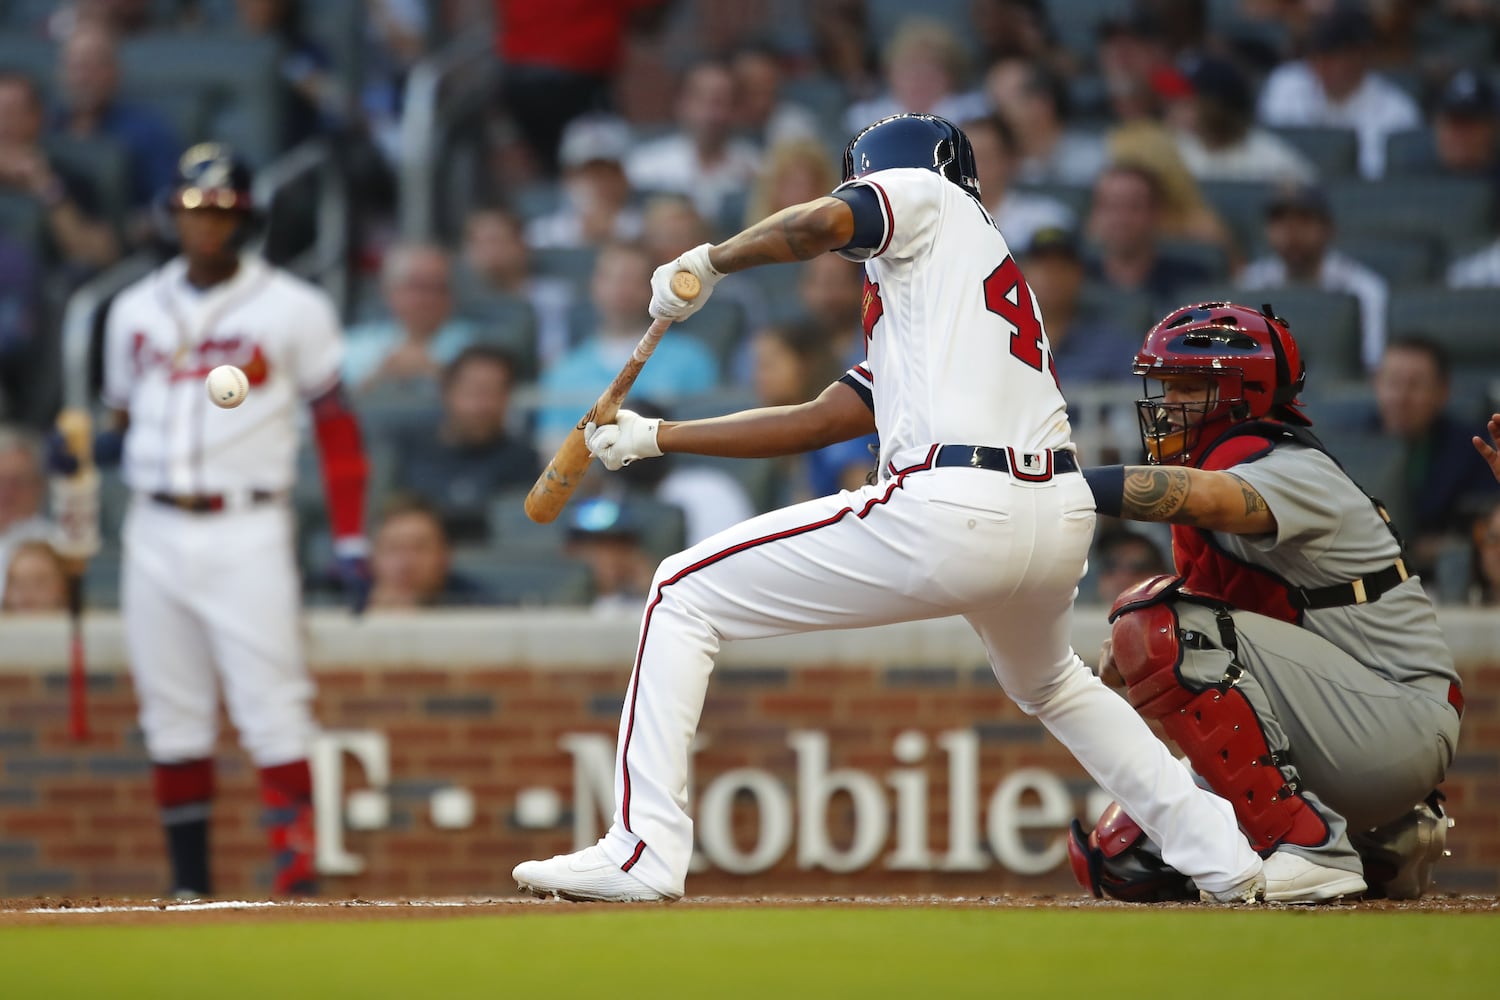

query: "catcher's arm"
xmin=1476 ymin=413 xmax=1500 ymax=485
xmin=1085 ymin=465 xmax=1276 ymax=535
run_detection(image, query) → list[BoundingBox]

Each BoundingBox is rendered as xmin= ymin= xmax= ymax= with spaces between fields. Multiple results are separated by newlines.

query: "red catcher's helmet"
xmin=1133 ymin=301 xmax=1309 ymax=465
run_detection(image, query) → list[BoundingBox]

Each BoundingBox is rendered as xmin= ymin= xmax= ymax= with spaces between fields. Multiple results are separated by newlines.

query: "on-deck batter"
xmin=513 ymin=114 xmax=1266 ymax=903
xmin=86 ymin=144 xmax=370 ymax=898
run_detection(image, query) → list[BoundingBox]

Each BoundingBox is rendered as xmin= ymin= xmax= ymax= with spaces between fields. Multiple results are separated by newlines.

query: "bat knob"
xmin=671 ymin=271 xmax=701 ymax=300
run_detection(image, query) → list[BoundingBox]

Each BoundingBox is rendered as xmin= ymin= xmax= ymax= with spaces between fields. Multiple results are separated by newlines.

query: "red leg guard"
xmin=1111 ymin=602 xmax=1330 ymax=854
xmin=260 ymin=761 xmax=317 ymax=897
xmin=1067 ymin=803 xmax=1197 ymax=902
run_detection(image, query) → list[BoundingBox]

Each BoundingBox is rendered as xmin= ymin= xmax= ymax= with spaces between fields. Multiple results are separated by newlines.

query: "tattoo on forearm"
xmin=1121 ymin=468 xmax=1200 ymax=525
xmin=1229 ymin=474 xmax=1269 ymax=516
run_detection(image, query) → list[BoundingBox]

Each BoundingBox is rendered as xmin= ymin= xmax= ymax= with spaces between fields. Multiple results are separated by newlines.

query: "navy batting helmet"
xmin=842 ymin=114 xmax=981 ymax=196
xmin=169 ymin=142 xmax=254 ymax=212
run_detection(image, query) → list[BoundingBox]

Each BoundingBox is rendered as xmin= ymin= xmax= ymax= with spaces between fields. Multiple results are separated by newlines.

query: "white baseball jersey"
xmin=833 ymin=167 xmax=1073 ymax=471
xmin=103 ymin=255 xmax=343 ymax=494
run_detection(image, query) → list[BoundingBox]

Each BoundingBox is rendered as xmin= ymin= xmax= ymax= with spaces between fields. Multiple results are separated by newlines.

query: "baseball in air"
xmin=206 ymin=364 xmax=249 ymax=408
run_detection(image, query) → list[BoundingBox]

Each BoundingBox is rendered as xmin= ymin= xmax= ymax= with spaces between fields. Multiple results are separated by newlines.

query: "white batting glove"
xmin=585 ymin=409 xmax=663 ymax=471
xmin=649 ymin=243 xmax=723 ymax=321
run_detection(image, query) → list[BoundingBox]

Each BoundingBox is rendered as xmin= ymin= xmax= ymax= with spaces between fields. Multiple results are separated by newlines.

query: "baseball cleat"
xmin=1262 ymin=851 xmax=1367 ymax=903
xmin=512 ymin=845 xmax=679 ymax=903
xmin=1198 ymin=869 xmax=1266 ymax=904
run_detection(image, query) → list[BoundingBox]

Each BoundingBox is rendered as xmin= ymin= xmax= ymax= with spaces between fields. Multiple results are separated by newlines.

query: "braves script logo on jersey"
xmin=130 ymin=332 xmax=271 ymax=385
xmin=861 ymin=276 xmax=884 ymax=347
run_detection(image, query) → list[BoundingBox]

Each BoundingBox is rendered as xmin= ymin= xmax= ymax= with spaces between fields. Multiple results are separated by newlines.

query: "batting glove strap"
xmin=585 ymin=410 xmax=663 ymax=471
xmin=649 ymin=243 xmax=722 ymax=321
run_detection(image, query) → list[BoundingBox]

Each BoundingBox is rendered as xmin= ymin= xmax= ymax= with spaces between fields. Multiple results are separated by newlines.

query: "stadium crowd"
xmin=2 ymin=0 xmax=1500 ymax=613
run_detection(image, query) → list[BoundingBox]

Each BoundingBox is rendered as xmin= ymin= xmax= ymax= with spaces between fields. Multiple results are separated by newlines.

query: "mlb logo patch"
xmin=1008 ymin=448 xmax=1053 ymax=482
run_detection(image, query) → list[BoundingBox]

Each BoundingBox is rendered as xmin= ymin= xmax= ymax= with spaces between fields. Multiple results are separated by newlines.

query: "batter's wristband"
xmin=1083 ymin=465 xmax=1125 ymax=518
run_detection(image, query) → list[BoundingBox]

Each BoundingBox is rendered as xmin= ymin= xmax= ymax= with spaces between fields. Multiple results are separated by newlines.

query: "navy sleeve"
xmin=831 ymin=185 xmax=885 ymax=253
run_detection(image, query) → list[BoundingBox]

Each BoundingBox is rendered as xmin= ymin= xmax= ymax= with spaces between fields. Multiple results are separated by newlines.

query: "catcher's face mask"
xmin=1136 ymin=375 xmax=1231 ymax=464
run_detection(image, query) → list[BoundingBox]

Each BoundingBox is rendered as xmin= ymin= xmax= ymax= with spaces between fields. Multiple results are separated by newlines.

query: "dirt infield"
xmin=2 ymin=892 xmax=1495 ymax=926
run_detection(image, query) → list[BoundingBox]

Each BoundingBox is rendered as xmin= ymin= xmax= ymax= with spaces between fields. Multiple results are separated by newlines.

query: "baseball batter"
xmin=1069 ymin=302 xmax=1463 ymax=903
xmin=86 ymin=144 xmax=369 ymax=898
xmin=514 ymin=114 xmax=1265 ymax=903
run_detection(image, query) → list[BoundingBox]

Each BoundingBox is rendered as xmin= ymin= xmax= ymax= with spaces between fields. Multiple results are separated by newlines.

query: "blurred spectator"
xmin=492 ymin=0 xmax=669 ymax=174
xmin=232 ymin=0 xmax=343 ymax=149
xmin=387 ymin=346 xmax=539 ymax=544
xmin=0 ymin=71 xmax=120 ymax=274
xmin=1372 ymin=336 xmax=1500 ymax=570
xmin=1256 ymin=4 xmax=1421 ymax=179
xmin=1238 ymin=181 xmax=1387 ymax=369
xmin=797 ymin=250 xmax=865 ymax=367
xmin=565 ymin=495 xmax=654 ymax=612
xmin=1108 ymin=120 xmax=1240 ymax=260
xmin=962 ymin=113 xmax=1075 ymax=255
xmin=971 ymin=0 xmax=1064 ymax=69
xmin=458 ymin=207 xmax=575 ymax=370
xmin=744 ymin=137 xmax=839 ymax=227
xmin=358 ymin=0 xmax=429 ymax=170
xmin=0 ymin=426 xmax=57 ymax=608
xmin=1020 ymin=226 xmax=1139 ymax=385
xmin=749 ymin=321 xmax=876 ymax=501
xmin=44 ymin=0 xmax=164 ymax=39
xmin=525 ymin=115 xmax=644 ymax=249
xmin=537 ymin=241 xmax=717 ymax=443
xmin=367 ymin=495 xmax=488 ymax=609
xmin=806 ymin=0 xmax=880 ymax=103
xmin=625 ymin=59 xmax=761 ymax=226
xmin=50 ymin=22 xmax=181 ymax=220
xmin=1 ymin=539 xmax=69 ymax=614
xmin=1467 ymin=499 xmax=1500 ymax=606
xmin=1092 ymin=526 xmax=1169 ymax=606
xmin=1096 ymin=8 xmax=1176 ymax=123
xmin=613 ymin=400 xmax=756 ymax=545
xmin=642 ymin=192 xmax=767 ymax=331
xmin=843 ymin=18 xmax=988 ymax=134
xmin=1169 ymin=54 xmax=1317 ymax=184
xmin=1430 ymin=68 xmax=1500 ymax=184
xmin=1084 ymin=164 xmax=1214 ymax=304
xmin=344 ymin=243 xmax=478 ymax=395
xmin=731 ymin=43 xmax=820 ymax=145
xmin=1446 ymin=235 xmax=1500 ymax=288
xmin=0 ymin=236 xmax=44 ymax=424
xmin=984 ymin=57 xmax=1106 ymax=186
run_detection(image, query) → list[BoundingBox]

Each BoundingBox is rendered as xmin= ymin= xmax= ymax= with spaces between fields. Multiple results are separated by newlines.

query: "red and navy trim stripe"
xmin=862 ymin=180 xmax=896 ymax=258
xmin=617 ymin=445 xmax=940 ymax=870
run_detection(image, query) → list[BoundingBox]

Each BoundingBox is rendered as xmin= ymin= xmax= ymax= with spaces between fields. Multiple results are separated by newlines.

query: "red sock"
xmin=154 ymin=759 xmax=214 ymax=896
xmin=259 ymin=760 xmax=317 ymax=897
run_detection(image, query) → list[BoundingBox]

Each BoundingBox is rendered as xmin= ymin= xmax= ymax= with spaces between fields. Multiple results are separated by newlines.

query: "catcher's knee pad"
xmin=1067 ymin=802 xmax=1196 ymax=902
xmin=1109 ymin=579 xmax=1329 ymax=853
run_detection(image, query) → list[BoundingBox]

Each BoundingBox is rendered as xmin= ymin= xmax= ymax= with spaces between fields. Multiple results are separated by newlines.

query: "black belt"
xmin=933 ymin=445 xmax=1079 ymax=480
xmin=149 ymin=490 xmax=280 ymax=513
xmin=1287 ymin=559 xmax=1409 ymax=611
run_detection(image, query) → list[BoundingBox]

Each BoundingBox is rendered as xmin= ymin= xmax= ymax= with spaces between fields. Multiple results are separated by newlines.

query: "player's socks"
xmin=153 ymin=759 xmax=214 ymax=897
xmin=259 ymin=760 xmax=317 ymax=896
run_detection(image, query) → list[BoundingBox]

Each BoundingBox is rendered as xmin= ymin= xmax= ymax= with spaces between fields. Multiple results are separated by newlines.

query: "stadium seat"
xmin=462 ymin=296 xmax=541 ymax=382
xmin=1012 ymin=182 xmax=1093 ymax=220
xmin=0 ymin=35 xmax=56 ymax=87
xmin=489 ymin=489 xmax=567 ymax=553
xmin=1159 ymin=239 xmax=1232 ymax=283
xmin=1326 ymin=177 xmax=1493 ymax=254
xmin=0 ymin=193 xmax=45 ymax=254
xmin=532 ymin=246 xmax=599 ymax=287
xmin=449 ymin=548 xmax=595 ymax=607
xmin=1077 ymin=284 xmax=1155 ymax=338
xmin=1198 ymin=180 xmax=1275 ymax=257
xmin=1387 ymin=288 xmax=1500 ymax=368
xmin=1180 ymin=284 xmax=1364 ymax=381
xmin=1336 ymin=237 xmax=1435 ymax=287
xmin=118 ymin=34 xmax=284 ymax=164
xmin=1267 ymin=126 xmax=1359 ymax=178
xmin=1384 ymin=129 xmax=1438 ymax=176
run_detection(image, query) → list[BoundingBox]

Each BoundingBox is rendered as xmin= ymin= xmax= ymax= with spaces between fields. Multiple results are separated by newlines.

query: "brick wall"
xmin=1 ymin=612 xmax=1495 ymax=899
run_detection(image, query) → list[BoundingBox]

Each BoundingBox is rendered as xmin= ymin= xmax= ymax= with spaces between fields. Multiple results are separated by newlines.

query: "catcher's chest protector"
xmin=1108 ymin=575 xmax=1329 ymax=853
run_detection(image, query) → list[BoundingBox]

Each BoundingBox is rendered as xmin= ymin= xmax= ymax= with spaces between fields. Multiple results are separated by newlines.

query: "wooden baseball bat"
xmin=54 ymin=408 xmax=96 ymax=742
xmin=524 ymin=270 xmax=701 ymax=524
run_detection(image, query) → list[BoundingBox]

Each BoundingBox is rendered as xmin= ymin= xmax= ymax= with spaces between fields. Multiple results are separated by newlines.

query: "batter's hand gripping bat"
xmin=524 ymin=271 xmax=701 ymax=524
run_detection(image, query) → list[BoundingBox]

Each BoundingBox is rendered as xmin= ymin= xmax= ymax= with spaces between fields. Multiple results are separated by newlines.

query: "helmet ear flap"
xmin=1260 ymin=303 xmax=1305 ymax=408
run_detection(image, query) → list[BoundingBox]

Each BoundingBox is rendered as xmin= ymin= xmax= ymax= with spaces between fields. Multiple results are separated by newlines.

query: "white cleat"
xmin=512 ymin=845 xmax=678 ymax=903
xmin=1262 ymin=851 xmax=1367 ymax=903
xmin=1199 ymin=870 xmax=1266 ymax=904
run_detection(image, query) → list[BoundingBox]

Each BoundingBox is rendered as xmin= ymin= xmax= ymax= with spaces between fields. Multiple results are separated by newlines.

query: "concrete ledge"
xmin=3 ymin=606 xmax=1495 ymax=672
